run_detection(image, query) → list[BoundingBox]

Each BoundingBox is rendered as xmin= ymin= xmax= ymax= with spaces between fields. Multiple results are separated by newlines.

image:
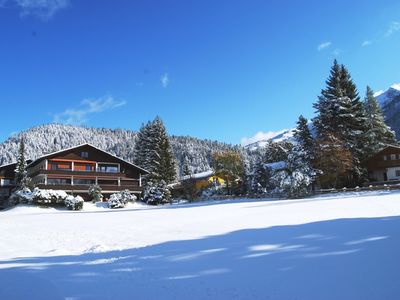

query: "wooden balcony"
xmin=36 ymin=183 xmax=143 ymax=193
xmin=30 ymin=169 xmax=129 ymax=178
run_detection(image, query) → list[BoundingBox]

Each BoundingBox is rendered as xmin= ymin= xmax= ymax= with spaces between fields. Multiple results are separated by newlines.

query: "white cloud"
xmin=362 ymin=40 xmax=372 ymax=47
xmin=385 ymin=21 xmax=400 ymax=37
xmin=317 ymin=42 xmax=331 ymax=51
xmin=241 ymin=130 xmax=285 ymax=146
xmin=161 ymin=73 xmax=169 ymax=88
xmin=0 ymin=0 xmax=69 ymax=20
xmin=53 ymin=96 xmax=127 ymax=125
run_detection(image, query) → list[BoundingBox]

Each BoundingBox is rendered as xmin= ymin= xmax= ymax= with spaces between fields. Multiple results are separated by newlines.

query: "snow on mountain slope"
xmin=244 ymin=128 xmax=295 ymax=151
xmin=374 ymin=84 xmax=400 ymax=106
xmin=375 ymin=84 xmax=400 ymax=140
xmin=0 ymin=124 xmax=235 ymax=176
xmin=1 ymin=191 xmax=400 ymax=299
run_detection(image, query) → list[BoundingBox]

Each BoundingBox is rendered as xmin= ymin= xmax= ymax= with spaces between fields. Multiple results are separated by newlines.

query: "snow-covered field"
xmin=1 ymin=191 xmax=400 ymax=300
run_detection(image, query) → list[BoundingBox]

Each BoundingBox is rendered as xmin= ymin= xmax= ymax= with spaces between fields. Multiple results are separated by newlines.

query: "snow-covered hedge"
xmin=32 ymin=188 xmax=69 ymax=205
xmin=65 ymin=195 xmax=84 ymax=210
xmin=8 ymin=187 xmax=33 ymax=205
xmin=8 ymin=187 xmax=85 ymax=210
xmin=108 ymin=190 xmax=137 ymax=209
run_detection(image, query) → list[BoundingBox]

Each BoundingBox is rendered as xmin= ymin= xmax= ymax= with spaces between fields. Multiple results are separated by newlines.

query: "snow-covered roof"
xmin=367 ymin=144 xmax=400 ymax=160
xmin=265 ymin=161 xmax=286 ymax=171
xmin=0 ymin=160 xmax=31 ymax=169
xmin=181 ymin=170 xmax=214 ymax=181
xmin=0 ymin=161 xmax=17 ymax=169
xmin=27 ymin=143 xmax=149 ymax=173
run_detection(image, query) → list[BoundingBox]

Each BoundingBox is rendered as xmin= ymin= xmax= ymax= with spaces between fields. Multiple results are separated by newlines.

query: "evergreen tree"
xmin=150 ymin=116 xmax=176 ymax=183
xmin=182 ymin=158 xmax=191 ymax=176
xmin=363 ymin=86 xmax=396 ymax=157
xmin=264 ymin=141 xmax=292 ymax=163
xmin=133 ymin=121 xmax=153 ymax=171
xmin=313 ymin=60 xmax=370 ymax=186
xmin=313 ymin=59 xmax=343 ymax=135
xmin=251 ymin=159 xmax=271 ymax=194
xmin=133 ymin=117 xmax=176 ymax=184
xmin=314 ymin=133 xmax=353 ymax=188
xmin=293 ymin=115 xmax=314 ymax=158
xmin=15 ymin=137 xmax=27 ymax=188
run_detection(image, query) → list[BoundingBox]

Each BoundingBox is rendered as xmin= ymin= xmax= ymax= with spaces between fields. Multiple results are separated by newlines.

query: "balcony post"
xmin=118 ymin=177 xmax=121 ymax=186
xmin=95 ymin=177 xmax=98 ymax=185
xmin=45 ymin=159 xmax=48 ymax=170
xmin=139 ymin=174 xmax=142 ymax=187
xmin=71 ymin=176 xmax=74 ymax=186
xmin=44 ymin=174 xmax=48 ymax=185
xmin=71 ymin=161 xmax=75 ymax=171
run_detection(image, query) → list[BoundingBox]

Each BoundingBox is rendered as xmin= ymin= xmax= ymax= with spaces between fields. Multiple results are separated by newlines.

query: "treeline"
xmin=0 ymin=123 xmax=238 ymax=177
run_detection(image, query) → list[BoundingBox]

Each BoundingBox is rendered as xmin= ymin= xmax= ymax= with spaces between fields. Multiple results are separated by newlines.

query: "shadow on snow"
xmin=1 ymin=216 xmax=399 ymax=300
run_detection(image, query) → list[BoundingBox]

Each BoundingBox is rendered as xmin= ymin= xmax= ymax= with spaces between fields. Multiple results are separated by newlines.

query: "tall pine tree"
xmin=15 ymin=137 xmax=27 ymax=188
xmin=363 ymin=86 xmax=396 ymax=157
xmin=152 ymin=116 xmax=176 ymax=183
xmin=293 ymin=115 xmax=314 ymax=158
xmin=313 ymin=60 xmax=370 ymax=186
xmin=133 ymin=121 xmax=153 ymax=171
xmin=133 ymin=116 xmax=176 ymax=184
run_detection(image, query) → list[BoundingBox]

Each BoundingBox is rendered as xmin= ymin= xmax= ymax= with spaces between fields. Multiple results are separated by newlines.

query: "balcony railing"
xmin=49 ymin=168 xmax=119 ymax=173
xmin=37 ymin=183 xmax=142 ymax=191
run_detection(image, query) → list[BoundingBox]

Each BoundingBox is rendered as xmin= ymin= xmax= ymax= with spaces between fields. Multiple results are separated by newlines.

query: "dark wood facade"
xmin=366 ymin=145 xmax=400 ymax=182
xmin=26 ymin=144 xmax=148 ymax=197
xmin=0 ymin=163 xmax=17 ymax=203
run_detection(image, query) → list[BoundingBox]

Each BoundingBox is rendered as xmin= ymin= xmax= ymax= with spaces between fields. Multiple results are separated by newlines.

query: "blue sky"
xmin=0 ymin=0 xmax=399 ymax=145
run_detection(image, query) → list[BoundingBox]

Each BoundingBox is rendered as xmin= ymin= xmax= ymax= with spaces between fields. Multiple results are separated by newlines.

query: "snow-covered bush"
xmin=8 ymin=187 xmax=33 ymax=205
xmin=271 ymin=169 xmax=313 ymax=198
xmin=108 ymin=190 xmax=137 ymax=209
xmin=31 ymin=188 xmax=69 ymax=205
xmin=89 ymin=184 xmax=103 ymax=203
xmin=65 ymin=195 xmax=84 ymax=210
xmin=143 ymin=180 xmax=171 ymax=205
xmin=270 ymin=147 xmax=316 ymax=198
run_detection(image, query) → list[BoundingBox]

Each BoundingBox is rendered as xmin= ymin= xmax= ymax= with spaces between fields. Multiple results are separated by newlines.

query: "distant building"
xmin=180 ymin=170 xmax=225 ymax=191
xmin=171 ymin=170 xmax=225 ymax=197
xmin=366 ymin=145 xmax=400 ymax=182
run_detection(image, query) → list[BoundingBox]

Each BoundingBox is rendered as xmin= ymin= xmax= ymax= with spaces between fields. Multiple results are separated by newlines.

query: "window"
xmin=81 ymin=152 xmax=89 ymax=158
xmin=2 ymin=179 xmax=14 ymax=186
xmin=50 ymin=163 xmax=71 ymax=171
xmin=47 ymin=178 xmax=71 ymax=185
xmin=391 ymin=154 xmax=396 ymax=160
xmin=85 ymin=164 xmax=92 ymax=171
xmin=98 ymin=165 xmax=118 ymax=173
xmin=396 ymin=170 xmax=400 ymax=177
xmin=383 ymin=155 xmax=387 ymax=161
xmin=74 ymin=179 xmax=95 ymax=185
